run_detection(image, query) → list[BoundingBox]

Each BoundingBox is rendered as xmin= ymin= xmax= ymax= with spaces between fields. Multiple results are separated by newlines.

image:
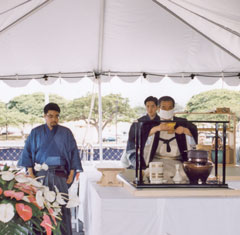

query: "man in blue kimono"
xmin=18 ymin=102 xmax=83 ymax=235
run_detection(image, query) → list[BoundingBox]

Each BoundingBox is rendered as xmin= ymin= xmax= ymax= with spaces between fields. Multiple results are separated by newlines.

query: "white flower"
xmin=66 ymin=195 xmax=80 ymax=208
xmin=9 ymin=163 xmax=18 ymax=171
xmin=29 ymin=178 xmax=44 ymax=188
xmin=54 ymin=186 xmax=67 ymax=205
xmin=42 ymin=163 xmax=48 ymax=171
xmin=44 ymin=188 xmax=56 ymax=203
xmin=56 ymin=193 xmax=67 ymax=205
xmin=34 ymin=163 xmax=42 ymax=172
xmin=0 ymin=203 xmax=15 ymax=223
xmin=52 ymin=201 xmax=58 ymax=206
xmin=15 ymin=173 xmax=30 ymax=183
xmin=0 ymin=171 xmax=15 ymax=181
xmin=22 ymin=196 xmax=30 ymax=203
xmin=34 ymin=163 xmax=49 ymax=171
xmin=36 ymin=191 xmax=44 ymax=208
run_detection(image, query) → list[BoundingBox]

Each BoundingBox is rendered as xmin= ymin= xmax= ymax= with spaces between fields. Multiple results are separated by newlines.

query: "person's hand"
xmin=66 ymin=170 xmax=75 ymax=184
xmin=66 ymin=174 xmax=74 ymax=184
xmin=27 ymin=167 xmax=35 ymax=178
xmin=29 ymin=173 xmax=35 ymax=178
xmin=175 ymin=126 xmax=192 ymax=136
xmin=75 ymin=172 xmax=80 ymax=181
xmin=150 ymin=123 xmax=170 ymax=135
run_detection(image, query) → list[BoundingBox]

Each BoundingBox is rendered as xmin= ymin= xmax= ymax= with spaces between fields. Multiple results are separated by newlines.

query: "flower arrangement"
xmin=0 ymin=163 xmax=78 ymax=235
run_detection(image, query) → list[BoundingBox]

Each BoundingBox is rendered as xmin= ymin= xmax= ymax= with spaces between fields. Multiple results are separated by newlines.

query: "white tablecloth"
xmin=79 ymin=164 xmax=240 ymax=235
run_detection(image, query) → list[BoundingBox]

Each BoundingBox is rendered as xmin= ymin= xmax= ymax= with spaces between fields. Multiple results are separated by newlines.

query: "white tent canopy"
xmin=0 ymin=0 xmax=240 ymax=87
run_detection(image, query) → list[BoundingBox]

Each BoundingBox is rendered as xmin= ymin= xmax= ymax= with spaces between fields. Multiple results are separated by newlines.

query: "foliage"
xmin=185 ymin=89 xmax=240 ymax=121
xmin=7 ymin=92 xmax=69 ymax=119
xmin=133 ymin=106 xmax=146 ymax=119
xmin=66 ymin=93 xmax=135 ymax=135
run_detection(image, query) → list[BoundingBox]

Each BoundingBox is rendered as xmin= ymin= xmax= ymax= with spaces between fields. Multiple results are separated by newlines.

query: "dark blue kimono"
xmin=123 ymin=114 xmax=160 ymax=168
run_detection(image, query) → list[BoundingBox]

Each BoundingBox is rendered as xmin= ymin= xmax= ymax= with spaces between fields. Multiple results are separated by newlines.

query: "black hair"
xmin=44 ymin=103 xmax=61 ymax=114
xmin=144 ymin=96 xmax=158 ymax=106
xmin=158 ymin=96 xmax=175 ymax=107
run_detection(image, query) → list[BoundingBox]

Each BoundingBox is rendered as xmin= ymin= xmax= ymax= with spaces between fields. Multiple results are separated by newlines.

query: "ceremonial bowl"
xmin=183 ymin=161 xmax=213 ymax=184
xmin=187 ymin=149 xmax=208 ymax=164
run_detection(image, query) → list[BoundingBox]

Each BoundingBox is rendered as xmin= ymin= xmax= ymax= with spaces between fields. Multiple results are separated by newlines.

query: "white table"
xmin=79 ymin=164 xmax=240 ymax=235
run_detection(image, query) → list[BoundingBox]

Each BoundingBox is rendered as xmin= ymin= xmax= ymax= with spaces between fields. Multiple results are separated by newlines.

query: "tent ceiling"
xmin=155 ymin=0 xmax=240 ymax=60
xmin=0 ymin=0 xmax=239 ymax=86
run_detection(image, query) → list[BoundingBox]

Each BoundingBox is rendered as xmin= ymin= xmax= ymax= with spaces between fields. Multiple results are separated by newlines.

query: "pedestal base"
xmin=97 ymin=168 xmax=125 ymax=186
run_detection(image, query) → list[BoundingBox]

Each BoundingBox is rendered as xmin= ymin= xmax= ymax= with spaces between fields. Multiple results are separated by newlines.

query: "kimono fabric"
xmin=18 ymin=124 xmax=83 ymax=235
xmin=122 ymin=114 xmax=160 ymax=168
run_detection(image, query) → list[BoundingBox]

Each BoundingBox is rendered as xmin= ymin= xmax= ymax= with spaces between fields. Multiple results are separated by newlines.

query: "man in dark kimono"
xmin=143 ymin=96 xmax=198 ymax=181
xmin=121 ymin=96 xmax=160 ymax=168
xmin=18 ymin=102 xmax=83 ymax=235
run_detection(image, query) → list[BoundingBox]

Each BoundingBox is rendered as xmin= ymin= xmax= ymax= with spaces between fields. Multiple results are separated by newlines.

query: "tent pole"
xmin=98 ymin=77 xmax=103 ymax=161
xmin=97 ymin=0 xmax=106 ymax=162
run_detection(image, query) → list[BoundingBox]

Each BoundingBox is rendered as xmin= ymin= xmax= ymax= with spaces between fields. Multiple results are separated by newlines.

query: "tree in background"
xmin=1 ymin=93 xmax=68 ymax=138
xmin=184 ymin=89 xmax=240 ymax=121
xmin=0 ymin=104 xmax=22 ymax=139
xmin=66 ymin=93 xmax=136 ymax=139
xmin=7 ymin=92 xmax=69 ymax=119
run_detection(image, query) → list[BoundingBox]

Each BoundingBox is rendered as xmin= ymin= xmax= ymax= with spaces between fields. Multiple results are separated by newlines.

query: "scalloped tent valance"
xmin=0 ymin=0 xmax=239 ymax=87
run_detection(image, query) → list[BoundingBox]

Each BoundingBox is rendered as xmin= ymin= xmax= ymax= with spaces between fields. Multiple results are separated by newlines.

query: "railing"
xmin=0 ymin=146 xmax=125 ymax=161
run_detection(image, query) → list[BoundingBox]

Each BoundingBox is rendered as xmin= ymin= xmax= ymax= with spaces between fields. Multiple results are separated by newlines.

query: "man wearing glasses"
xmin=18 ymin=102 xmax=82 ymax=235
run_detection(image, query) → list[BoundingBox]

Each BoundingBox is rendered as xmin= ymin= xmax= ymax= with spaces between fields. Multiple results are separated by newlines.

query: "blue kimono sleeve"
xmin=69 ymin=133 xmax=83 ymax=172
xmin=18 ymin=132 xmax=34 ymax=167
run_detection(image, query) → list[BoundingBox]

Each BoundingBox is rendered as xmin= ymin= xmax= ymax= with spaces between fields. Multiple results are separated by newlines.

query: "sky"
xmin=0 ymin=77 xmax=240 ymax=109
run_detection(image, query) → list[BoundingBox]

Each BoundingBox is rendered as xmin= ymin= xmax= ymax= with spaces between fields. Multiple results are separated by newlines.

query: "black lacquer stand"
xmin=133 ymin=120 xmax=229 ymax=189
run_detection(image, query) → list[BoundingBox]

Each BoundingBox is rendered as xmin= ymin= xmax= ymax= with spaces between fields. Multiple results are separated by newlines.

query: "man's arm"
xmin=18 ymin=131 xmax=34 ymax=170
xmin=149 ymin=123 xmax=172 ymax=136
xmin=175 ymin=126 xmax=192 ymax=136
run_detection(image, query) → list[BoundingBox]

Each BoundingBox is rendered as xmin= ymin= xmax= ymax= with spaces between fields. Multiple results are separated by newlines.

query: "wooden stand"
xmin=97 ymin=168 xmax=125 ymax=187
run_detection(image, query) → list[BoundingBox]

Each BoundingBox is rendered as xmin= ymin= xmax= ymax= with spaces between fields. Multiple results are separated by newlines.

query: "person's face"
xmin=44 ymin=110 xmax=60 ymax=130
xmin=145 ymin=101 xmax=158 ymax=119
xmin=159 ymin=100 xmax=174 ymax=111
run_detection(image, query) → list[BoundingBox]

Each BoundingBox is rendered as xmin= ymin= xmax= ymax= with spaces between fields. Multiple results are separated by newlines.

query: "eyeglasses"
xmin=46 ymin=114 xmax=60 ymax=119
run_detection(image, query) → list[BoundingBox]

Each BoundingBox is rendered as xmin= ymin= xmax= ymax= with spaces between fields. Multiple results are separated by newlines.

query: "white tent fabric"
xmin=0 ymin=0 xmax=239 ymax=86
xmin=0 ymin=0 xmax=49 ymax=33
xmin=155 ymin=0 xmax=240 ymax=60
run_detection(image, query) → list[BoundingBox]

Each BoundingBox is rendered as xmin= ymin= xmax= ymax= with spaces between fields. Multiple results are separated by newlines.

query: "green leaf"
xmin=7 ymin=179 xmax=15 ymax=190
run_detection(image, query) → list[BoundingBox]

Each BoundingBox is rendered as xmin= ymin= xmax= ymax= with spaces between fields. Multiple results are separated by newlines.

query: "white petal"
xmin=15 ymin=173 xmax=29 ymax=183
xmin=52 ymin=201 xmax=60 ymax=208
xmin=36 ymin=191 xmax=44 ymax=208
xmin=29 ymin=178 xmax=43 ymax=187
xmin=0 ymin=203 xmax=15 ymax=223
xmin=42 ymin=163 xmax=49 ymax=171
xmin=44 ymin=190 xmax=56 ymax=203
xmin=22 ymin=196 xmax=30 ymax=203
xmin=1 ymin=171 xmax=15 ymax=181
xmin=66 ymin=195 xmax=80 ymax=208
xmin=34 ymin=163 xmax=42 ymax=172
xmin=56 ymin=193 xmax=67 ymax=205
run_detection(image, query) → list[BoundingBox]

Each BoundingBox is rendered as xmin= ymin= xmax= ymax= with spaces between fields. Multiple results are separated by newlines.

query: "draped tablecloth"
xmin=78 ymin=163 xmax=240 ymax=235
